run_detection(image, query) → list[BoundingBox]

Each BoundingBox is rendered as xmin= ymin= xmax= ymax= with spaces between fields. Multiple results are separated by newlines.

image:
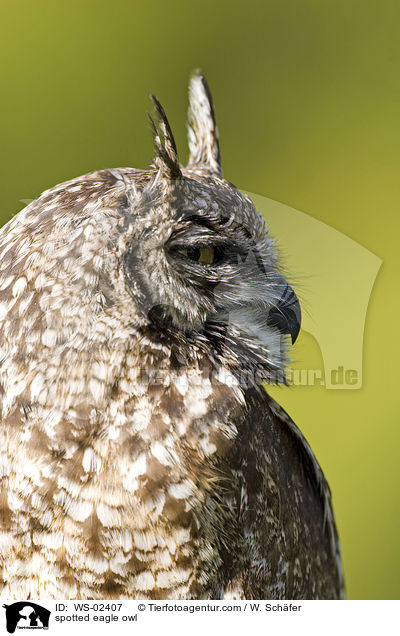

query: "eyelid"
xmin=166 ymin=225 xmax=248 ymax=261
xmin=167 ymin=222 xmax=236 ymax=248
xmin=175 ymin=213 xmax=219 ymax=231
xmin=167 ymin=227 xmax=218 ymax=247
xmin=169 ymin=239 xmax=226 ymax=250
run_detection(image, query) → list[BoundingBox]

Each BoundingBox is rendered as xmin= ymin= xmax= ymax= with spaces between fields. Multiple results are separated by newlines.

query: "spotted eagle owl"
xmin=0 ymin=71 xmax=343 ymax=599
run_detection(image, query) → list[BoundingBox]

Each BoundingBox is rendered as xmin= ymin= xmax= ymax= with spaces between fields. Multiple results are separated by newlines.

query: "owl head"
xmin=123 ymin=70 xmax=301 ymax=385
xmin=0 ymin=70 xmax=300 ymax=399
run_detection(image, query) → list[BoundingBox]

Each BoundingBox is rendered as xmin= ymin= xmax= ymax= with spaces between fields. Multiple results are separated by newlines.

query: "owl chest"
xmin=4 ymin=383 xmax=240 ymax=599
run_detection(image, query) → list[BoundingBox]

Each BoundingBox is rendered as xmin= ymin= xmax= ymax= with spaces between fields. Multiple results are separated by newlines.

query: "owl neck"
xmin=5 ymin=333 xmax=246 ymax=454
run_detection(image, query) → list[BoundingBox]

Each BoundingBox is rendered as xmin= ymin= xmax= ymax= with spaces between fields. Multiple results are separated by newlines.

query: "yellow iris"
xmin=178 ymin=246 xmax=216 ymax=264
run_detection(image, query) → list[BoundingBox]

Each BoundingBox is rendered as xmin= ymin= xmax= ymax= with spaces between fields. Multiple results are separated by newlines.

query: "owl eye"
xmin=177 ymin=246 xmax=220 ymax=265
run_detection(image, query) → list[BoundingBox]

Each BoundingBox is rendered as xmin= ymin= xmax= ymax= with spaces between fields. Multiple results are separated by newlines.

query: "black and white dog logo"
xmin=2 ymin=603 xmax=50 ymax=633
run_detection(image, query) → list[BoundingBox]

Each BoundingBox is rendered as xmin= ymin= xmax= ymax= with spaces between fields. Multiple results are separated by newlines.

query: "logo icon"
xmin=2 ymin=603 xmax=51 ymax=633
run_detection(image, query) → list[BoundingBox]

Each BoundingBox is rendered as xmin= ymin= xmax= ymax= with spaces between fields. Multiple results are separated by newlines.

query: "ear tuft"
xmin=148 ymin=94 xmax=181 ymax=180
xmin=187 ymin=70 xmax=222 ymax=175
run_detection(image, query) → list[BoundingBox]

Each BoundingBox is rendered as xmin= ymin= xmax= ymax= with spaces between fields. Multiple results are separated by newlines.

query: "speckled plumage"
xmin=0 ymin=71 xmax=343 ymax=599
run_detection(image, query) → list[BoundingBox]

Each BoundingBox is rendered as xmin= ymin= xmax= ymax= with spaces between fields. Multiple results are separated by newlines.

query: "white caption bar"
xmin=1 ymin=600 xmax=397 ymax=635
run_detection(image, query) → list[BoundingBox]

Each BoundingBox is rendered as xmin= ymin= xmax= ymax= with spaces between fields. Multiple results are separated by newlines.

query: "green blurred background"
xmin=0 ymin=0 xmax=398 ymax=599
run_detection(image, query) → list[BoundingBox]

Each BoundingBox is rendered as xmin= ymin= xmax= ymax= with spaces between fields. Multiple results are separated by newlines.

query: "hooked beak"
xmin=266 ymin=273 xmax=301 ymax=344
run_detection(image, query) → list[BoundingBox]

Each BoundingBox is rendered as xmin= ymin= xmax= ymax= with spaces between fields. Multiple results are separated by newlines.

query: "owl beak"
xmin=267 ymin=275 xmax=301 ymax=344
